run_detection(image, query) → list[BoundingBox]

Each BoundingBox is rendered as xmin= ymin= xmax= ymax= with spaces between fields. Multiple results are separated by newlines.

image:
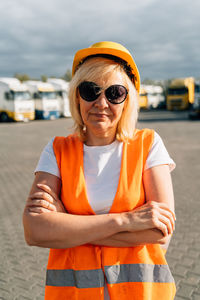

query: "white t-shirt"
xmin=35 ymin=132 xmax=175 ymax=214
xmin=35 ymin=131 xmax=175 ymax=300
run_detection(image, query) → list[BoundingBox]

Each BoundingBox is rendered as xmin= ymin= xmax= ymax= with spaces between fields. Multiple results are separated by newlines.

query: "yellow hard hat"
xmin=72 ymin=41 xmax=140 ymax=92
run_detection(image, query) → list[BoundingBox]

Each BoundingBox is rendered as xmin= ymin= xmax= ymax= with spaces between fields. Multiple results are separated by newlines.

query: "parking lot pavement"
xmin=0 ymin=111 xmax=200 ymax=299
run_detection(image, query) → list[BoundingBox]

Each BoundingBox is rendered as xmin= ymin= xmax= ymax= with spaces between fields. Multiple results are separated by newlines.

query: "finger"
xmin=28 ymin=206 xmax=52 ymax=214
xmin=29 ymin=192 xmax=54 ymax=203
xmin=160 ymin=206 xmax=176 ymax=222
xmin=149 ymin=207 xmax=173 ymax=236
xmin=27 ymin=196 xmax=56 ymax=211
xmin=37 ymin=184 xmax=59 ymax=202
xmin=28 ymin=199 xmax=56 ymax=211
xmin=159 ymin=222 xmax=168 ymax=237
xmin=158 ymin=215 xmax=173 ymax=235
xmin=158 ymin=208 xmax=175 ymax=231
xmin=148 ymin=201 xmax=176 ymax=221
xmin=152 ymin=219 xmax=168 ymax=237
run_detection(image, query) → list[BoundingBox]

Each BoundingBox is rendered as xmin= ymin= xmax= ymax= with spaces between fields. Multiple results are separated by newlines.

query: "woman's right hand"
xmin=124 ymin=201 xmax=176 ymax=237
xmin=26 ymin=183 xmax=66 ymax=214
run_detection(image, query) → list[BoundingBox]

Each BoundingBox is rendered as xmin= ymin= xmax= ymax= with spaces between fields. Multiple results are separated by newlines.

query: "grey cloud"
xmin=0 ymin=0 xmax=199 ymax=79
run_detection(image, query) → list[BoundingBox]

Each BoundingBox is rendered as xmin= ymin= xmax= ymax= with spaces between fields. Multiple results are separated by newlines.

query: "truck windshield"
xmin=195 ymin=85 xmax=200 ymax=93
xmin=6 ymin=91 xmax=32 ymax=100
xmin=13 ymin=91 xmax=32 ymax=100
xmin=167 ymin=87 xmax=188 ymax=95
xmin=39 ymin=91 xmax=57 ymax=99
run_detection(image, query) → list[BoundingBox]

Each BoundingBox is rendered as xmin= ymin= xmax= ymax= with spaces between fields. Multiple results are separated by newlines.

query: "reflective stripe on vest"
xmin=46 ymin=268 xmax=104 ymax=288
xmin=46 ymin=264 xmax=174 ymax=288
xmin=104 ymin=264 xmax=174 ymax=284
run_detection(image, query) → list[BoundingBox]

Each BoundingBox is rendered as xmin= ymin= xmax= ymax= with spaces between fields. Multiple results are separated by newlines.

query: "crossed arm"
xmin=23 ymin=165 xmax=175 ymax=250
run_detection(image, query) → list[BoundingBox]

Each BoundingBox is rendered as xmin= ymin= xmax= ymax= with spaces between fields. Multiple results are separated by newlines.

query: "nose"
xmin=94 ymin=92 xmax=109 ymax=108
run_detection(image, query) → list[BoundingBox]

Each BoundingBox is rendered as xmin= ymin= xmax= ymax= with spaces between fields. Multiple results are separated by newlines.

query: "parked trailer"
xmin=0 ymin=77 xmax=35 ymax=122
xmin=47 ymin=78 xmax=71 ymax=117
xmin=26 ymin=81 xmax=61 ymax=120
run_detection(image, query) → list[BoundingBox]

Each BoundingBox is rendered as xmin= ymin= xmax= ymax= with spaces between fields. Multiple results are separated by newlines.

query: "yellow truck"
xmin=166 ymin=77 xmax=194 ymax=110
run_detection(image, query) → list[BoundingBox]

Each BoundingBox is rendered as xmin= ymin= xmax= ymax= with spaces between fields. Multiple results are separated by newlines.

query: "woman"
xmin=23 ymin=41 xmax=176 ymax=300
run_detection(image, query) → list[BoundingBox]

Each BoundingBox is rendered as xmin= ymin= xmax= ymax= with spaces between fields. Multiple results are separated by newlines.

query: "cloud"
xmin=0 ymin=0 xmax=199 ymax=79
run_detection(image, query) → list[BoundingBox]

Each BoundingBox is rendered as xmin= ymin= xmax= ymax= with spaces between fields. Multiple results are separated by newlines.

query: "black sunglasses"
xmin=78 ymin=81 xmax=128 ymax=104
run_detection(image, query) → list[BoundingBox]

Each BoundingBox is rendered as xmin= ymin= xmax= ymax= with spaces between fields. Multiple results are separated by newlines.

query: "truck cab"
xmin=166 ymin=78 xmax=194 ymax=111
xmin=26 ymin=81 xmax=61 ymax=120
xmin=0 ymin=78 xmax=35 ymax=122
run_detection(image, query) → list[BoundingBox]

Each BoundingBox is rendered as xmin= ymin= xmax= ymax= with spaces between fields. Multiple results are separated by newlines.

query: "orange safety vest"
xmin=45 ymin=129 xmax=176 ymax=300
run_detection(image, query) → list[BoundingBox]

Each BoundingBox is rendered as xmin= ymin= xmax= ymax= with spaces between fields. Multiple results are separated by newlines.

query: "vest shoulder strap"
xmin=53 ymin=134 xmax=82 ymax=171
xmin=127 ymin=128 xmax=154 ymax=167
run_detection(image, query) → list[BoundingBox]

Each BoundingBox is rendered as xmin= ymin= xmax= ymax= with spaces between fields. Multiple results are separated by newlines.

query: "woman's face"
xmin=78 ymin=70 xmax=127 ymax=145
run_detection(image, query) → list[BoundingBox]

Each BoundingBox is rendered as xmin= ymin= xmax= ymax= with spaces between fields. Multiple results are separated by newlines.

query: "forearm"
xmin=23 ymin=209 xmax=125 ymax=249
xmin=24 ymin=166 xmax=175 ymax=249
xmin=91 ymin=229 xmax=171 ymax=247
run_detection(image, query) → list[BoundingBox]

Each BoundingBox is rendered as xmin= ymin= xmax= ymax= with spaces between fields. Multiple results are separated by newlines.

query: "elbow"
xmin=23 ymin=228 xmax=40 ymax=247
xmin=158 ymin=236 xmax=168 ymax=245
xmin=22 ymin=210 xmax=43 ymax=247
xmin=151 ymin=229 xmax=171 ymax=245
xmin=158 ymin=234 xmax=172 ymax=246
xmin=24 ymin=233 xmax=37 ymax=247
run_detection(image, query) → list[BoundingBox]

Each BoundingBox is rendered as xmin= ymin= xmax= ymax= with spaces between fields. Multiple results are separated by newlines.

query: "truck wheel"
xmin=0 ymin=112 xmax=9 ymax=122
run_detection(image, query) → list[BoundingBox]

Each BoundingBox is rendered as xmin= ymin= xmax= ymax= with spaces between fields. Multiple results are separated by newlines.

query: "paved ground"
xmin=0 ymin=110 xmax=199 ymax=299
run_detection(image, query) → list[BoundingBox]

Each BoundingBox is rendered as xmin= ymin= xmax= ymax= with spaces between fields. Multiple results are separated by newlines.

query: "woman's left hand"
xmin=26 ymin=183 xmax=66 ymax=214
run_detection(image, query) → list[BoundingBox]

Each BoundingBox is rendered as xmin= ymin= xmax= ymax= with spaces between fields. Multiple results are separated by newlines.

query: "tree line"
xmin=14 ymin=69 xmax=72 ymax=83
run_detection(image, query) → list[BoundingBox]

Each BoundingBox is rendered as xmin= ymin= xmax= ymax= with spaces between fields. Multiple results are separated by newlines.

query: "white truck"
xmin=47 ymin=78 xmax=71 ymax=117
xmin=26 ymin=81 xmax=61 ymax=120
xmin=142 ymin=85 xmax=165 ymax=109
xmin=0 ymin=77 xmax=35 ymax=122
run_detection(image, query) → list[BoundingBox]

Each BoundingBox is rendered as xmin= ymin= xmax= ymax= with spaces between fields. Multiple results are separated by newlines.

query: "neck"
xmin=85 ymin=130 xmax=116 ymax=146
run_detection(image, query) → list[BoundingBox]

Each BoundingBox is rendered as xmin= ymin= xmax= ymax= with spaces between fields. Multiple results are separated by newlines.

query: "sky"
xmin=0 ymin=0 xmax=200 ymax=81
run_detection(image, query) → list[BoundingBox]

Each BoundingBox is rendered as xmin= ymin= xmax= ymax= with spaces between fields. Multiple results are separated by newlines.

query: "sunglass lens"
xmin=78 ymin=82 xmax=100 ymax=101
xmin=106 ymin=85 xmax=127 ymax=104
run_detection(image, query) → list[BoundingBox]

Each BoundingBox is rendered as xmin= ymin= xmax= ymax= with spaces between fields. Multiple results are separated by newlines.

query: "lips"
xmin=95 ymin=113 xmax=107 ymax=117
xmin=91 ymin=113 xmax=109 ymax=118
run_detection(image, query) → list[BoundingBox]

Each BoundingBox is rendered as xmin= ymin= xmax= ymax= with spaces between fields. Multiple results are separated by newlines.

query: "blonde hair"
xmin=68 ymin=57 xmax=139 ymax=142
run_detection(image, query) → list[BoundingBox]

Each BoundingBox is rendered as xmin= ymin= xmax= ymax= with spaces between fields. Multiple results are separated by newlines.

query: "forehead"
xmin=83 ymin=68 xmax=127 ymax=88
xmin=94 ymin=71 xmax=126 ymax=87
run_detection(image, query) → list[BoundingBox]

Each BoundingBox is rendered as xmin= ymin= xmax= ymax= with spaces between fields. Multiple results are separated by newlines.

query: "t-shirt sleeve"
xmin=144 ymin=132 xmax=176 ymax=172
xmin=34 ymin=137 xmax=61 ymax=178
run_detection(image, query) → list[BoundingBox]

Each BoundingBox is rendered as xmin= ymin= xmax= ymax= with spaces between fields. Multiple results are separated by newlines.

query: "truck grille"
xmin=170 ymin=99 xmax=182 ymax=107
